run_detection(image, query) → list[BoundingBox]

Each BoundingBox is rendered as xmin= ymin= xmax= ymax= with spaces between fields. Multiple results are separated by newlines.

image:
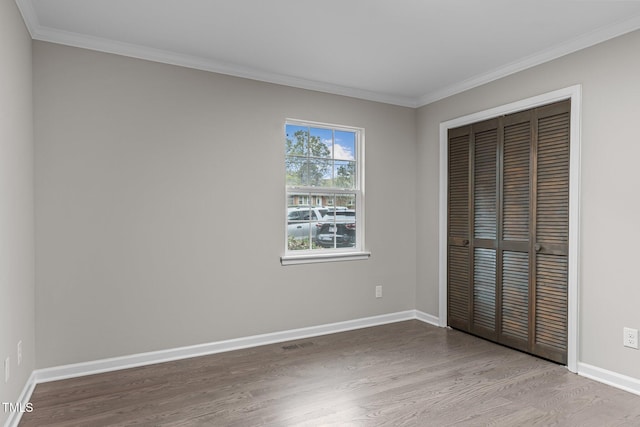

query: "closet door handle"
xmin=534 ymin=243 xmax=542 ymax=252
xmin=462 ymin=239 xmax=470 ymax=247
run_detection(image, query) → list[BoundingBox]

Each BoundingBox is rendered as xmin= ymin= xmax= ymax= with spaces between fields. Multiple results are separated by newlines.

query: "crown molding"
xmin=417 ymin=14 xmax=640 ymax=107
xmin=15 ymin=0 xmax=640 ymax=109
xmin=15 ymin=0 xmax=417 ymax=108
xmin=37 ymin=27 xmax=418 ymax=108
xmin=14 ymin=0 xmax=38 ymax=35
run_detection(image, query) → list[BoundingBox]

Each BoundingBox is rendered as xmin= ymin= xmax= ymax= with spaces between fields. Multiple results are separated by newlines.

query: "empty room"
xmin=2 ymin=0 xmax=640 ymax=425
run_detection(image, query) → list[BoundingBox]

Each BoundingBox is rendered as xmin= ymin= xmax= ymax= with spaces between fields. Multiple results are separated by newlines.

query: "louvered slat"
xmin=449 ymin=134 xmax=469 ymax=239
xmin=503 ymin=122 xmax=530 ymax=241
xmin=535 ymin=254 xmax=568 ymax=351
xmin=501 ymin=251 xmax=529 ymax=341
xmin=536 ymin=112 xmax=570 ymax=245
xmin=474 ymin=129 xmax=497 ymax=239
xmin=474 ymin=248 xmax=496 ymax=331
xmin=449 ymin=246 xmax=470 ymax=326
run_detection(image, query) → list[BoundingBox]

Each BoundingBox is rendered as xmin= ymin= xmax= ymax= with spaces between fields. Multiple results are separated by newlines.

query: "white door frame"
xmin=438 ymin=85 xmax=581 ymax=372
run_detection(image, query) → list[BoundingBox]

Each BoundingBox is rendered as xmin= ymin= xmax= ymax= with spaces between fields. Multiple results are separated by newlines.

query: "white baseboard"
xmin=4 ymin=371 xmax=37 ymax=427
xmin=578 ymin=362 xmax=640 ymax=396
xmin=415 ymin=310 xmax=440 ymax=326
xmin=35 ymin=310 xmax=421 ymax=384
xmin=2 ymin=310 xmax=427 ymax=427
xmin=19 ymin=311 xmax=640 ymax=424
xmin=6 ymin=309 xmax=444 ymax=427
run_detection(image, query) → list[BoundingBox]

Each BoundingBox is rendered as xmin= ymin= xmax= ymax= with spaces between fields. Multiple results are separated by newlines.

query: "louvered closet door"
xmin=531 ymin=102 xmax=570 ymax=364
xmin=447 ymin=126 xmax=471 ymax=331
xmin=447 ymin=100 xmax=570 ymax=364
xmin=470 ymin=119 xmax=499 ymax=341
xmin=498 ymin=110 xmax=533 ymax=354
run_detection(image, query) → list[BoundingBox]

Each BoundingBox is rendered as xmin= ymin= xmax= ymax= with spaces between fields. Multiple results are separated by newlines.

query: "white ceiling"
xmin=16 ymin=0 xmax=640 ymax=107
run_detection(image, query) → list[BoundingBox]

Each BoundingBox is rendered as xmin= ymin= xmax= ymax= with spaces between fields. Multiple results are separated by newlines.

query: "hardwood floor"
xmin=20 ymin=321 xmax=640 ymax=426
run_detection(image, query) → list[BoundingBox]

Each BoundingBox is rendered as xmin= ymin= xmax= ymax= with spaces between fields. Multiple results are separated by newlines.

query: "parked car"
xmin=315 ymin=222 xmax=356 ymax=248
xmin=287 ymin=207 xmax=329 ymax=239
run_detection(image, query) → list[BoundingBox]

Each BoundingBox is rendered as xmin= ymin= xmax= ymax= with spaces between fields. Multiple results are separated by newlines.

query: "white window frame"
xmin=281 ymin=119 xmax=370 ymax=265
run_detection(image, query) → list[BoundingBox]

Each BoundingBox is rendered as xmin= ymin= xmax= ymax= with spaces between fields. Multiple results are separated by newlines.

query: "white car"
xmin=287 ymin=207 xmax=329 ymax=240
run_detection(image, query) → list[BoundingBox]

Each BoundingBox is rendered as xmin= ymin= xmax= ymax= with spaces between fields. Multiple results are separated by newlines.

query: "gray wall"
xmin=0 ymin=0 xmax=35 ymax=424
xmin=33 ymin=42 xmax=417 ymax=368
xmin=25 ymin=19 xmax=640 ymax=387
xmin=417 ymin=30 xmax=640 ymax=379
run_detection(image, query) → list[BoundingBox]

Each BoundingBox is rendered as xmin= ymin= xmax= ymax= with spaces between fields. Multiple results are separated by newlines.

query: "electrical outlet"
xmin=375 ymin=285 xmax=382 ymax=298
xmin=17 ymin=341 xmax=22 ymax=366
xmin=623 ymin=327 xmax=639 ymax=349
xmin=4 ymin=357 xmax=9 ymax=383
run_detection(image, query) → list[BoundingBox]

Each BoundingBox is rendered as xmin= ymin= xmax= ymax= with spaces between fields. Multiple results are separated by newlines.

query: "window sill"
xmin=281 ymin=251 xmax=371 ymax=266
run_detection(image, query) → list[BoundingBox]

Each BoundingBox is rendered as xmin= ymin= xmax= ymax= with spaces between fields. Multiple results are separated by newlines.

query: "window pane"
xmin=336 ymin=194 xmax=356 ymax=211
xmin=334 ymin=160 xmax=356 ymax=189
xmin=321 ymin=194 xmax=335 ymax=213
xmin=288 ymin=193 xmax=309 ymax=208
xmin=307 ymin=158 xmax=333 ymax=187
xmin=334 ymin=130 xmax=356 ymax=161
xmin=287 ymin=157 xmax=332 ymax=187
xmin=310 ymin=127 xmax=332 ymax=159
xmin=287 ymin=201 xmax=311 ymax=251
xmin=287 ymin=195 xmax=332 ymax=251
xmin=285 ymin=125 xmax=308 ymax=156
xmin=287 ymin=232 xmax=312 ymax=251
xmin=315 ymin=195 xmax=356 ymax=249
xmin=324 ymin=194 xmax=335 ymax=208
xmin=286 ymin=156 xmax=307 ymax=186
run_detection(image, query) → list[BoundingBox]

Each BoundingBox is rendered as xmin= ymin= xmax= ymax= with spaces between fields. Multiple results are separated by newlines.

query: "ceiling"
xmin=16 ymin=0 xmax=640 ymax=107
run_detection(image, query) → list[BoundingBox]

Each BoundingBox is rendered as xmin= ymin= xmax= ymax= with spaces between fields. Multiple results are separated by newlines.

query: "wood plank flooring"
xmin=20 ymin=321 xmax=640 ymax=426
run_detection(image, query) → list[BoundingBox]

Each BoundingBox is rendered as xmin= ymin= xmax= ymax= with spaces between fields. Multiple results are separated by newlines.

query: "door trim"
xmin=438 ymin=85 xmax=581 ymax=372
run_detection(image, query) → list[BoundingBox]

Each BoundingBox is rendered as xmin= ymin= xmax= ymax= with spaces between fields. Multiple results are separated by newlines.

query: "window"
xmin=283 ymin=119 xmax=367 ymax=263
